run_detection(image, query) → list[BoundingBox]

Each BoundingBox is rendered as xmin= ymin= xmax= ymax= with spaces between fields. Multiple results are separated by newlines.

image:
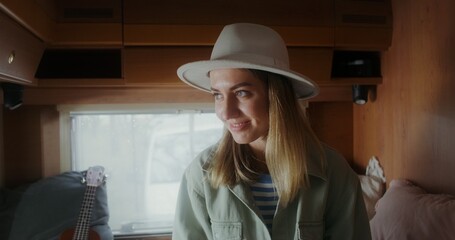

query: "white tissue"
xmin=360 ymin=156 xmax=386 ymax=219
xmin=365 ymin=156 xmax=386 ymax=183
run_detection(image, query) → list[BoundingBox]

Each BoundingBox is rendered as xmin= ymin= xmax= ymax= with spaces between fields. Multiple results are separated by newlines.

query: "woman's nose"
xmin=217 ymin=96 xmax=239 ymax=121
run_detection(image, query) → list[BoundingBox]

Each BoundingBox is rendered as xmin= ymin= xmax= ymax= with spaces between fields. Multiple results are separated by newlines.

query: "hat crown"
xmin=211 ymin=23 xmax=290 ymax=69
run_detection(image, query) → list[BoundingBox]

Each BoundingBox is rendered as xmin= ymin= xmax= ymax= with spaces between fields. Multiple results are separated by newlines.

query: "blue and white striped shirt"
xmin=250 ymin=174 xmax=278 ymax=233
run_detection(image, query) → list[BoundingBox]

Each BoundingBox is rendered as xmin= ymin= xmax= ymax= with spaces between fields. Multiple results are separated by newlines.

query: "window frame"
xmin=57 ymin=103 xmax=217 ymax=239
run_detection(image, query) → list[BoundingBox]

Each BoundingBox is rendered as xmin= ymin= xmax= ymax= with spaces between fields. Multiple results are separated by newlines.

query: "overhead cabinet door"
xmin=0 ymin=11 xmax=45 ymax=85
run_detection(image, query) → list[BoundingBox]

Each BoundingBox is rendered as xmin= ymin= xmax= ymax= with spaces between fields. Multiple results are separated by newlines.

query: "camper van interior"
xmin=1 ymin=0 xmax=454 ymax=239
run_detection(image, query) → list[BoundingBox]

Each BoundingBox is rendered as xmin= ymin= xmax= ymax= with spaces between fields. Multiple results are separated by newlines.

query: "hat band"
xmin=211 ymin=53 xmax=289 ymax=69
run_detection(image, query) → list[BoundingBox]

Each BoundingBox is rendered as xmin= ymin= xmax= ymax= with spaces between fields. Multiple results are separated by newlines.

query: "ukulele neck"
xmin=72 ymin=185 xmax=97 ymax=240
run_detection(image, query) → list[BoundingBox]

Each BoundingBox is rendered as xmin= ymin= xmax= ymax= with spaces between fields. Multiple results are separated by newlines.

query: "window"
xmin=60 ymin=104 xmax=224 ymax=236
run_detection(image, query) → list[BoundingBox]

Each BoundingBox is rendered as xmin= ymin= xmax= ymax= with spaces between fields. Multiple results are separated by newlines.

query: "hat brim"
xmin=177 ymin=59 xmax=319 ymax=100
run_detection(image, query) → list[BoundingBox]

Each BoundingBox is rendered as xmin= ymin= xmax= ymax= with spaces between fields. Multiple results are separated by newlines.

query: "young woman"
xmin=173 ymin=23 xmax=371 ymax=240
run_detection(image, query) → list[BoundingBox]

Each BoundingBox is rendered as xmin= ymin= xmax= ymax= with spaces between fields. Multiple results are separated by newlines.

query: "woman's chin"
xmin=232 ymin=138 xmax=251 ymax=144
xmin=231 ymin=135 xmax=253 ymax=144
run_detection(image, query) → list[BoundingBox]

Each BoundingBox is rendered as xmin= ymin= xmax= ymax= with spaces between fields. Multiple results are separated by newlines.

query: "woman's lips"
xmin=228 ymin=121 xmax=251 ymax=132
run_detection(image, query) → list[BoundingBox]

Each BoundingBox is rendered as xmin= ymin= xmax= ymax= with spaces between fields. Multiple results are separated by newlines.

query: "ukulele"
xmin=60 ymin=166 xmax=106 ymax=240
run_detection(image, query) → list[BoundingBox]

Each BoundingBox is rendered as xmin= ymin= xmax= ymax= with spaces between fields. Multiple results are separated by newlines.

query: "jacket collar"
xmin=306 ymin=145 xmax=327 ymax=181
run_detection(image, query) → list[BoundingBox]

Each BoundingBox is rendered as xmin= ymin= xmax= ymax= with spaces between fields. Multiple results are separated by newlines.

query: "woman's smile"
xmin=228 ymin=120 xmax=251 ymax=132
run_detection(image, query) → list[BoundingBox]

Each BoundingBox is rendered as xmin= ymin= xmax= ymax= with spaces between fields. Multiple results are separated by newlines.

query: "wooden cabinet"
xmin=122 ymin=0 xmax=334 ymax=47
xmin=2 ymin=0 xmax=392 ymax=49
xmin=0 ymin=0 xmax=387 ymax=101
xmin=335 ymin=0 xmax=393 ymax=50
xmin=0 ymin=11 xmax=45 ymax=85
xmin=124 ymin=47 xmax=210 ymax=86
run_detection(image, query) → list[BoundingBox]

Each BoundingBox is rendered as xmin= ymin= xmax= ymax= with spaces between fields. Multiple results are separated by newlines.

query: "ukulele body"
xmin=60 ymin=228 xmax=101 ymax=240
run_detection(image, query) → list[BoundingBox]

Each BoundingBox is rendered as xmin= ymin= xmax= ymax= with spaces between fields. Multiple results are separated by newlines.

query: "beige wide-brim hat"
xmin=177 ymin=23 xmax=319 ymax=99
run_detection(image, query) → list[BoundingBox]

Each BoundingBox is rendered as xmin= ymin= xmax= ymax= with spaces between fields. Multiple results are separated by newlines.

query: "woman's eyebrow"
xmin=210 ymin=82 xmax=253 ymax=92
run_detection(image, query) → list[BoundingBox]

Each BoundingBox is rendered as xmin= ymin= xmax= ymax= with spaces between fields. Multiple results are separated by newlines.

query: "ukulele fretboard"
xmin=72 ymin=185 xmax=97 ymax=240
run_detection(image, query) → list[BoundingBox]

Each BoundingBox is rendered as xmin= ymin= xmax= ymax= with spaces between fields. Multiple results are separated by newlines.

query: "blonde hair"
xmin=209 ymin=70 xmax=324 ymax=206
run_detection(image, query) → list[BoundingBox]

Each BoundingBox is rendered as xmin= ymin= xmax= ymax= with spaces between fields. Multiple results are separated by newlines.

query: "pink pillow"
xmin=370 ymin=179 xmax=455 ymax=240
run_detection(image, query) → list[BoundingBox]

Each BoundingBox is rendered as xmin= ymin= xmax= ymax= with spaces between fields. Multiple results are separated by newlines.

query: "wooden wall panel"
xmin=353 ymin=0 xmax=455 ymax=194
xmin=41 ymin=106 xmax=60 ymax=178
xmin=3 ymin=105 xmax=60 ymax=187
xmin=309 ymin=102 xmax=354 ymax=169
xmin=4 ymin=106 xmax=43 ymax=187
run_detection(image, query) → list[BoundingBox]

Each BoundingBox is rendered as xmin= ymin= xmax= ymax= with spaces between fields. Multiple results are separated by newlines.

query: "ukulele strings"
xmin=73 ymin=185 xmax=97 ymax=240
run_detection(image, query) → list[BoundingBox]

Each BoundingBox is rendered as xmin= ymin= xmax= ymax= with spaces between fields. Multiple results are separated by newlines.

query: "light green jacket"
xmin=173 ymin=144 xmax=371 ymax=240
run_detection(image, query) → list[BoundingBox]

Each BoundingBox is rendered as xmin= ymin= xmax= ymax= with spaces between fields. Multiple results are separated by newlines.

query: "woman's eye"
xmin=235 ymin=90 xmax=249 ymax=97
xmin=212 ymin=92 xmax=223 ymax=101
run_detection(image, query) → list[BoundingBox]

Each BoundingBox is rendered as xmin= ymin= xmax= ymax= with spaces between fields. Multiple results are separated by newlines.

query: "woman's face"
xmin=210 ymin=69 xmax=269 ymax=148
